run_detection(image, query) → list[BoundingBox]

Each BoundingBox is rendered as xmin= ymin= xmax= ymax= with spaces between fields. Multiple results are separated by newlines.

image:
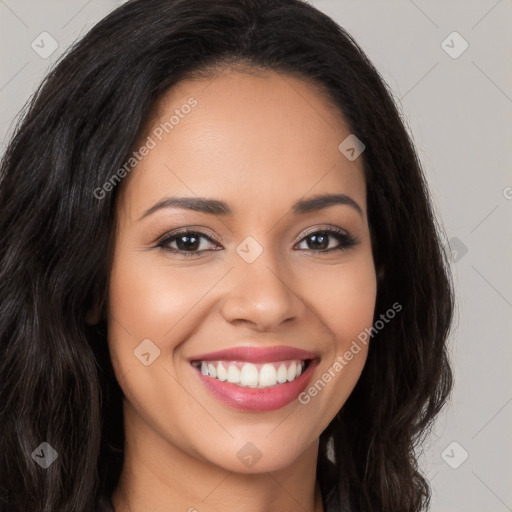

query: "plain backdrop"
xmin=1 ymin=1 xmax=511 ymax=511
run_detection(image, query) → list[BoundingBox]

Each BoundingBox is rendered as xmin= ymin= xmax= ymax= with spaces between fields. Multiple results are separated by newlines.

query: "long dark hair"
xmin=0 ymin=0 xmax=454 ymax=510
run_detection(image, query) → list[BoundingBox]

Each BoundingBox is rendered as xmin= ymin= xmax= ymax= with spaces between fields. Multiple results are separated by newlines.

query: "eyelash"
xmin=155 ymin=227 xmax=358 ymax=257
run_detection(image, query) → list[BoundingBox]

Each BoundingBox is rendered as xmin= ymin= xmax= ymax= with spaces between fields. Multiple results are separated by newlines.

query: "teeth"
xmin=287 ymin=361 xmax=297 ymax=382
xmin=277 ymin=364 xmax=288 ymax=383
xmin=240 ymin=363 xmax=259 ymax=387
xmin=216 ymin=363 xmax=227 ymax=381
xmin=196 ymin=359 xmax=307 ymax=388
xmin=207 ymin=363 xmax=217 ymax=378
xmin=259 ymin=364 xmax=277 ymax=387
xmin=226 ymin=365 xmax=241 ymax=384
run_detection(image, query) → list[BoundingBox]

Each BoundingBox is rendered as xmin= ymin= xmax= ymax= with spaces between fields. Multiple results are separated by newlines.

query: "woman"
xmin=0 ymin=0 xmax=454 ymax=511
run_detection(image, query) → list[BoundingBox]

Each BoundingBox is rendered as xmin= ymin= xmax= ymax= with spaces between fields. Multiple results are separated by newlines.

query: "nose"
xmin=220 ymin=254 xmax=305 ymax=332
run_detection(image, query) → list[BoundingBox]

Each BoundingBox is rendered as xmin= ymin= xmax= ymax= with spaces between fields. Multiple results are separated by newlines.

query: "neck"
xmin=111 ymin=400 xmax=324 ymax=512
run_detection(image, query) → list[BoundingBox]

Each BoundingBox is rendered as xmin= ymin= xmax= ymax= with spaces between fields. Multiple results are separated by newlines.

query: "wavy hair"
xmin=0 ymin=0 xmax=454 ymax=510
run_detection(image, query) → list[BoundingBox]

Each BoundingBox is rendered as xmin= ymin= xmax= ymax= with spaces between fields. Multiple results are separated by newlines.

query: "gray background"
xmin=1 ymin=1 xmax=511 ymax=510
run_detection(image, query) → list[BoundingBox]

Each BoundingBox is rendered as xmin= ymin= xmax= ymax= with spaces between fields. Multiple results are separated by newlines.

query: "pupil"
xmin=309 ymin=232 xmax=328 ymax=250
xmin=177 ymin=235 xmax=199 ymax=251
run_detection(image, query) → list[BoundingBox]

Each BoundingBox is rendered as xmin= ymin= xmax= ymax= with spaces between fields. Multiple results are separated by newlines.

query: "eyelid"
xmin=295 ymin=224 xmax=350 ymax=241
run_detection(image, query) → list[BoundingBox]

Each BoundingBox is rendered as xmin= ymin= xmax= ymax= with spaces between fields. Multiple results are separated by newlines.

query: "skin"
xmin=102 ymin=67 xmax=377 ymax=512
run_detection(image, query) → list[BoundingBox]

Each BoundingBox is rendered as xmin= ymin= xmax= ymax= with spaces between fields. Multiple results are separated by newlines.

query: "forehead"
xmin=117 ymin=69 xmax=367 ymax=219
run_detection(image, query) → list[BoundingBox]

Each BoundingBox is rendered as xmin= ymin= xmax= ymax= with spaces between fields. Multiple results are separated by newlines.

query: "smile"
xmin=192 ymin=359 xmax=309 ymax=388
xmin=188 ymin=345 xmax=319 ymax=412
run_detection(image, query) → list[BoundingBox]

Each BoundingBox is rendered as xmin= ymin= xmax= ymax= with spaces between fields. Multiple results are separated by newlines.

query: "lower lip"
xmin=192 ymin=359 xmax=320 ymax=412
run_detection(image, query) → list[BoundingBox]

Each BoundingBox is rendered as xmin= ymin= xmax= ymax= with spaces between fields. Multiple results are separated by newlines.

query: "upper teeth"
xmin=197 ymin=360 xmax=306 ymax=388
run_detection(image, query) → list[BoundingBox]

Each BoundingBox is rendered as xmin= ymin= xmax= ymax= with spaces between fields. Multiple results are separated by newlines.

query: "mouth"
xmin=188 ymin=345 xmax=319 ymax=412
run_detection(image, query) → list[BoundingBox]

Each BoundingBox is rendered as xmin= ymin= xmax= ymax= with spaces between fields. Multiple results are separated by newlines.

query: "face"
xmin=106 ymin=68 xmax=377 ymax=474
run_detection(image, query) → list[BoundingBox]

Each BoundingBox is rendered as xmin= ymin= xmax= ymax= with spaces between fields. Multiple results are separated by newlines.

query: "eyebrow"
xmin=138 ymin=193 xmax=363 ymax=221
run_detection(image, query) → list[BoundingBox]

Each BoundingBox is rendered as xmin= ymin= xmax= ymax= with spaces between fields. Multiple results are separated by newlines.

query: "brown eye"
xmin=296 ymin=228 xmax=357 ymax=253
xmin=157 ymin=230 xmax=221 ymax=257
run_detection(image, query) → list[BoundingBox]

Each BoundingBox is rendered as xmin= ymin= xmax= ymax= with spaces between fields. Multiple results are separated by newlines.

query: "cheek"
xmin=106 ymin=252 xmax=204 ymax=440
xmin=297 ymin=254 xmax=376 ymax=420
xmin=314 ymin=255 xmax=377 ymax=353
xmin=108 ymin=250 xmax=201 ymax=340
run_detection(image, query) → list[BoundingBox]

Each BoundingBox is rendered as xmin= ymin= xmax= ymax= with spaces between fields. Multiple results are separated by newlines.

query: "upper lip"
xmin=189 ymin=345 xmax=318 ymax=364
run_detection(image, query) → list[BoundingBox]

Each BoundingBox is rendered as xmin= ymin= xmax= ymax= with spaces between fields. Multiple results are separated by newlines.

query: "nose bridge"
xmin=221 ymin=240 xmax=303 ymax=330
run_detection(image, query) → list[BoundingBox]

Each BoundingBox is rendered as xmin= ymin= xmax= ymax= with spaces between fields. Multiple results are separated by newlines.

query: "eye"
xmin=295 ymin=227 xmax=358 ymax=254
xmin=155 ymin=226 xmax=358 ymax=258
xmin=156 ymin=229 xmax=221 ymax=257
